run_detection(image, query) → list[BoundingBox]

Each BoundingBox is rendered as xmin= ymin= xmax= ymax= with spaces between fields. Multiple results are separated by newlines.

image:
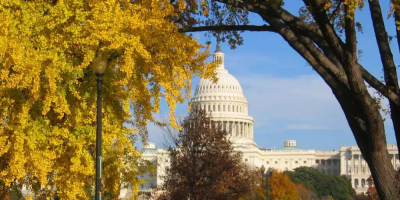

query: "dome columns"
xmin=213 ymin=120 xmax=253 ymax=139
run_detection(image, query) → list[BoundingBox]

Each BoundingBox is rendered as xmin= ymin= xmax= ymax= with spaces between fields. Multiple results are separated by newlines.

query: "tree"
xmin=0 ymin=0 xmax=216 ymax=198
xmin=158 ymin=108 xmax=252 ymax=200
xmin=286 ymin=167 xmax=356 ymax=200
xmin=366 ymin=186 xmax=380 ymax=200
xmin=172 ymin=0 xmax=400 ymax=198
xmin=244 ymin=169 xmax=301 ymax=200
xmin=295 ymin=184 xmax=319 ymax=200
xmin=269 ymin=170 xmax=300 ymax=200
xmin=366 ymin=176 xmax=380 ymax=200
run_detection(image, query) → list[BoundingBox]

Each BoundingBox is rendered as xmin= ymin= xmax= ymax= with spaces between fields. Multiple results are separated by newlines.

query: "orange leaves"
xmin=268 ymin=170 xmax=299 ymax=200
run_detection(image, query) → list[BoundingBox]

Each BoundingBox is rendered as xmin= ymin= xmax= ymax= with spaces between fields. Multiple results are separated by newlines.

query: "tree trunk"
xmin=333 ymin=87 xmax=397 ymax=199
xmin=369 ymin=0 xmax=400 ymax=158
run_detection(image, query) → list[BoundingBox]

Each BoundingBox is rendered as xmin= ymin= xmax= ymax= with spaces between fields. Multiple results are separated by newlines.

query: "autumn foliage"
xmin=249 ymin=169 xmax=302 ymax=200
xmin=0 ymin=0 xmax=215 ymax=198
xmin=268 ymin=170 xmax=300 ymax=200
xmin=158 ymin=108 xmax=252 ymax=200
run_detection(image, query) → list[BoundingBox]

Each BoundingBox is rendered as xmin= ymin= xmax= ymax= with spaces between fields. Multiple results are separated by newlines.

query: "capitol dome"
xmin=191 ymin=43 xmax=255 ymax=147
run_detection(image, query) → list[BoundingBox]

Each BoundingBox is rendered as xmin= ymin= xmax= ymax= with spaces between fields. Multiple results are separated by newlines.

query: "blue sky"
xmin=144 ymin=2 xmax=399 ymax=151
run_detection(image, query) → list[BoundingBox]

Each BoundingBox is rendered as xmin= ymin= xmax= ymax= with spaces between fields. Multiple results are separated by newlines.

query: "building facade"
xmin=119 ymin=45 xmax=399 ymax=199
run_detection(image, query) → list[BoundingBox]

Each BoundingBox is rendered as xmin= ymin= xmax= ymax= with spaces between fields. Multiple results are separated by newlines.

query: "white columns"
xmin=245 ymin=123 xmax=247 ymax=137
xmin=351 ymin=154 xmax=355 ymax=174
xmin=358 ymin=155 xmax=361 ymax=175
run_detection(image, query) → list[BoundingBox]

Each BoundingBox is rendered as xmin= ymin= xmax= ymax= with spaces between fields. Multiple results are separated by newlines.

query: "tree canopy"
xmin=158 ymin=108 xmax=252 ymax=200
xmin=0 ymin=0 xmax=216 ymax=198
xmin=269 ymin=169 xmax=300 ymax=200
xmin=286 ymin=167 xmax=356 ymax=200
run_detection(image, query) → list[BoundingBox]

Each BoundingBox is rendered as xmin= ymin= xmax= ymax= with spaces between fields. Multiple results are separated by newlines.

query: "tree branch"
xmin=328 ymin=0 xmax=343 ymax=21
xmin=263 ymin=15 xmax=343 ymax=91
xmin=303 ymin=0 xmax=345 ymax=60
xmin=179 ymin=25 xmax=276 ymax=33
xmin=361 ymin=66 xmax=400 ymax=107
xmin=270 ymin=5 xmax=324 ymax=39
xmin=293 ymin=28 xmax=349 ymax=86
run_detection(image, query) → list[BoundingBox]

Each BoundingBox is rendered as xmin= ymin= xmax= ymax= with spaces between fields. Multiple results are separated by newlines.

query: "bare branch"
xmin=179 ymin=25 xmax=276 ymax=33
xmin=328 ymin=0 xmax=343 ymax=21
xmin=360 ymin=66 xmax=400 ymax=107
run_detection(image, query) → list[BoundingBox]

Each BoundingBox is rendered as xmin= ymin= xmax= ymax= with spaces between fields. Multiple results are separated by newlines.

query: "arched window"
xmin=361 ymin=179 xmax=366 ymax=187
xmin=354 ymin=179 xmax=359 ymax=188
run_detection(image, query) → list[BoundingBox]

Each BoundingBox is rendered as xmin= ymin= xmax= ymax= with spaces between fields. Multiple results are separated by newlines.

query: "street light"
xmin=91 ymin=52 xmax=108 ymax=200
xmin=261 ymin=165 xmax=273 ymax=200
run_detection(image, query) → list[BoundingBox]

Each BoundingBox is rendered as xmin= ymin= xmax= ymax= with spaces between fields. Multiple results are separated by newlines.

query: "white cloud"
xmin=235 ymin=73 xmax=350 ymax=131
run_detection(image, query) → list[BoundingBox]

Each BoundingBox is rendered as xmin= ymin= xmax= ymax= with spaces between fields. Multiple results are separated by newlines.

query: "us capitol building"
xmin=119 ymin=45 xmax=400 ymax=199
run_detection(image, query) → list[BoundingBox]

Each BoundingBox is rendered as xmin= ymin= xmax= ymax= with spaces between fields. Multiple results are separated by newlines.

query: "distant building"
xmin=118 ymin=44 xmax=400 ymax=199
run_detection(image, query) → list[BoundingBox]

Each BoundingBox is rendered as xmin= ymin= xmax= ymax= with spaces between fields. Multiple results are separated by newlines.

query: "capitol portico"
xmin=119 ymin=44 xmax=400 ymax=199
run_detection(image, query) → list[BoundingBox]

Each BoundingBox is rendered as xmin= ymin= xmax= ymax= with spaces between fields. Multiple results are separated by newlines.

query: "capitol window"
xmin=223 ymin=105 xmax=225 ymax=111
xmin=266 ymin=161 xmax=269 ymax=164
xmin=285 ymin=161 xmax=288 ymax=164
xmin=213 ymin=105 xmax=215 ymax=111
xmin=208 ymin=105 xmax=210 ymax=111
xmin=218 ymin=105 xmax=220 ymax=111
xmin=275 ymin=161 xmax=278 ymax=164
xmin=304 ymin=161 xmax=307 ymax=164
xmin=295 ymin=161 xmax=298 ymax=164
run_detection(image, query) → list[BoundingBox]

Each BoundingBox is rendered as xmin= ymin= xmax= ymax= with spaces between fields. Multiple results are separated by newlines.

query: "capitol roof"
xmin=191 ymin=43 xmax=248 ymax=103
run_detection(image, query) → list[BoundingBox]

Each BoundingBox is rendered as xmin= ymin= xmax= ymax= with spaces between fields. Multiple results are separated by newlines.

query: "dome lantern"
xmin=213 ymin=41 xmax=225 ymax=69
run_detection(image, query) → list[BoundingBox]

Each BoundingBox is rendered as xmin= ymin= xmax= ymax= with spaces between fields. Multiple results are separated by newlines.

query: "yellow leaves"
xmin=177 ymin=0 xmax=187 ymax=10
xmin=0 ymin=0 xmax=215 ymax=198
xmin=324 ymin=1 xmax=332 ymax=10
xmin=343 ymin=0 xmax=364 ymax=18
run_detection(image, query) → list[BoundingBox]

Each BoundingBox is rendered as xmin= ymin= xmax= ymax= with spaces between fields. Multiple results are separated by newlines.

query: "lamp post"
xmin=91 ymin=52 xmax=108 ymax=200
xmin=260 ymin=165 xmax=273 ymax=200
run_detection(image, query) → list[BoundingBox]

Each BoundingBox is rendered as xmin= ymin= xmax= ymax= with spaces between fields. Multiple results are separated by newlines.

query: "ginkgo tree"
xmin=0 ymin=0 xmax=216 ymax=198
